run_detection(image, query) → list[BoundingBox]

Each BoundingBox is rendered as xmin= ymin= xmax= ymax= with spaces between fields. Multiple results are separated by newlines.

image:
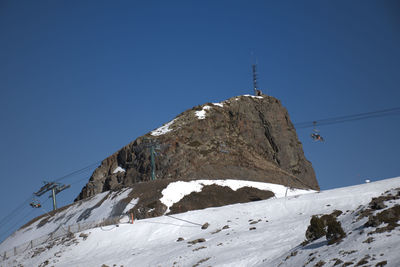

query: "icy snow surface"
xmin=3 ymin=177 xmax=400 ymax=267
xmin=112 ymin=166 xmax=125 ymax=174
xmin=160 ymin=179 xmax=314 ymax=213
xmin=150 ymin=119 xmax=176 ymax=136
xmin=4 ymin=177 xmax=400 ymax=266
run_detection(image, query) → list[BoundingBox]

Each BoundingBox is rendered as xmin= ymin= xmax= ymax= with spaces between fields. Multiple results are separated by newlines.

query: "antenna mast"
xmin=252 ymin=64 xmax=258 ymax=95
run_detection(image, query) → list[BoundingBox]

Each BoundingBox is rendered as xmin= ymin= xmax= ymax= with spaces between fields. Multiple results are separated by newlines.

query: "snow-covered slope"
xmin=0 ymin=180 xmax=309 ymax=253
xmin=0 ymin=188 xmax=132 ymax=251
xmin=2 ymin=177 xmax=400 ymax=267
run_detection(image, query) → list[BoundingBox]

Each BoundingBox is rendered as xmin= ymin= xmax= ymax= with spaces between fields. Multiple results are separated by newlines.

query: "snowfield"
xmin=0 ymin=179 xmax=309 ymax=253
xmin=160 ymin=179 xmax=314 ymax=213
xmin=1 ymin=177 xmax=400 ymax=267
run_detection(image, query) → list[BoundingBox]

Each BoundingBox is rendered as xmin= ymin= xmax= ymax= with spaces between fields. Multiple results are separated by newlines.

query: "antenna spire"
xmin=250 ymin=52 xmax=263 ymax=96
xmin=252 ymin=63 xmax=258 ymax=95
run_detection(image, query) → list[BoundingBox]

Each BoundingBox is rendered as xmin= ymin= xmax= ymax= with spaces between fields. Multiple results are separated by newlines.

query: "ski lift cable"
xmin=313 ymin=111 xmax=400 ymax=128
xmin=315 ymin=108 xmax=400 ymax=126
xmin=295 ymin=106 xmax=400 ymax=128
xmin=0 ymin=208 xmax=37 ymax=242
xmin=53 ymin=160 xmax=102 ymax=182
xmin=1 ymin=195 xmax=46 ymax=228
xmin=0 ymin=197 xmax=52 ymax=242
xmin=68 ymin=174 xmax=95 ymax=186
xmin=0 ymin=196 xmax=33 ymax=227
xmin=0 ymin=167 xmax=96 ymax=236
xmin=317 ymin=106 xmax=400 ymax=123
xmin=294 ymin=106 xmax=400 ymax=129
xmin=0 ymin=194 xmax=45 ymax=231
xmin=0 ymin=162 xmax=100 ymax=232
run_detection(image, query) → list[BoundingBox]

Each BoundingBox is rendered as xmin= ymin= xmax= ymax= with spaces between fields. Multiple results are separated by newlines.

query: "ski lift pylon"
xmin=34 ymin=182 xmax=58 ymax=196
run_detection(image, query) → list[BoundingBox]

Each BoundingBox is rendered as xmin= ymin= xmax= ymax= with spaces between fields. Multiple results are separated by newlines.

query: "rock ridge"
xmin=76 ymin=94 xmax=319 ymax=201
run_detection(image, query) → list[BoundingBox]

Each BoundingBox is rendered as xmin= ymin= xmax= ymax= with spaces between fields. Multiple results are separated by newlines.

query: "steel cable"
xmin=294 ymin=107 xmax=400 ymax=129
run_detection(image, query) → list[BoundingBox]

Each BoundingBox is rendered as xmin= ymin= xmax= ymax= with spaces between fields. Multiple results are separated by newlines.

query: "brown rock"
xmin=169 ymin=185 xmax=274 ymax=214
xmin=201 ymin=222 xmax=210 ymax=230
xmin=76 ymin=94 xmax=318 ymax=201
xmin=188 ymin=238 xmax=206 ymax=244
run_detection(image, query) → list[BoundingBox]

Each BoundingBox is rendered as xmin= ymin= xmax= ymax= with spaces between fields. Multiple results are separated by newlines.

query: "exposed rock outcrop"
xmin=76 ymin=94 xmax=318 ymax=201
xmin=168 ymin=185 xmax=275 ymax=215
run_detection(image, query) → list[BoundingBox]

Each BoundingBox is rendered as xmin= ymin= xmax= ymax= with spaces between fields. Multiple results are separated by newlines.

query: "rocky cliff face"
xmin=76 ymin=94 xmax=319 ymax=201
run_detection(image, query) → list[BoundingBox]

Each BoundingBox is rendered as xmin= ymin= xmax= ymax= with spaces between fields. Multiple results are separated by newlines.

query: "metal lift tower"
xmin=34 ymin=182 xmax=70 ymax=211
xmin=143 ymin=138 xmax=161 ymax=181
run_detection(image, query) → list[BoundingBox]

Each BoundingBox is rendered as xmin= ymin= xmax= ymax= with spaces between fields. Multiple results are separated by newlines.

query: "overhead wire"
xmin=0 ymin=197 xmax=52 ymax=242
xmin=54 ymin=161 xmax=101 ymax=182
xmin=0 ymin=196 xmax=32 ymax=227
xmin=0 ymin=206 xmax=32 ymax=241
xmin=0 ymin=161 xmax=101 ymax=243
xmin=166 ymin=215 xmax=203 ymax=226
xmin=294 ymin=106 xmax=400 ymax=129
xmin=0 ymin=209 xmax=36 ymax=242
xmin=67 ymin=169 xmax=98 ymax=186
xmin=9 ymin=161 xmax=100 ymax=214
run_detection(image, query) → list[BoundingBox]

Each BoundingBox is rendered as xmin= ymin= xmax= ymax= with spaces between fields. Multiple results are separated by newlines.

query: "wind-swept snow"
xmin=150 ymin=119 xmax=176 ymax=136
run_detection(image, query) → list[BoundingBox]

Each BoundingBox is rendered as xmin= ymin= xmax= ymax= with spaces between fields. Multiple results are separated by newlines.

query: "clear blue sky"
xmin=1 ymin=0 xmax=399 ymax=241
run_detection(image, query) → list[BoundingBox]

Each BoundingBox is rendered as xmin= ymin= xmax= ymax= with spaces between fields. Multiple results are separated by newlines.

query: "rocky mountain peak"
xmin=76 ymin=94 xmax=319 ymax=201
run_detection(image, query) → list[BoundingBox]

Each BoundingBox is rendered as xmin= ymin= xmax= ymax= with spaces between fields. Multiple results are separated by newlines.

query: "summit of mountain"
xmin=76 ymin=94 xmax=318 ymax=204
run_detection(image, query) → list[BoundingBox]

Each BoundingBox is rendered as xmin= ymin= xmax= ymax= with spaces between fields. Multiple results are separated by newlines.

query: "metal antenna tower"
xmin=34 ymin=181 xmax=70 ymax=211
xmin=252 ymin=64 xmax=259 ymax=96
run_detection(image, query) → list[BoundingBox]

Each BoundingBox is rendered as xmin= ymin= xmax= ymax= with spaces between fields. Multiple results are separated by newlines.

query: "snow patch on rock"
xmin=243 ymin=94 xmax=264 ymax=99
xmin=195 ymin=105 xmax=211 ymax=120
xmin=113 ymin=166 xmax=126 ymax=174
xmin=212 ymin=102 xmax=224 ymax=107
xmin=151 ymin=119 xmax=176 ymax=136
